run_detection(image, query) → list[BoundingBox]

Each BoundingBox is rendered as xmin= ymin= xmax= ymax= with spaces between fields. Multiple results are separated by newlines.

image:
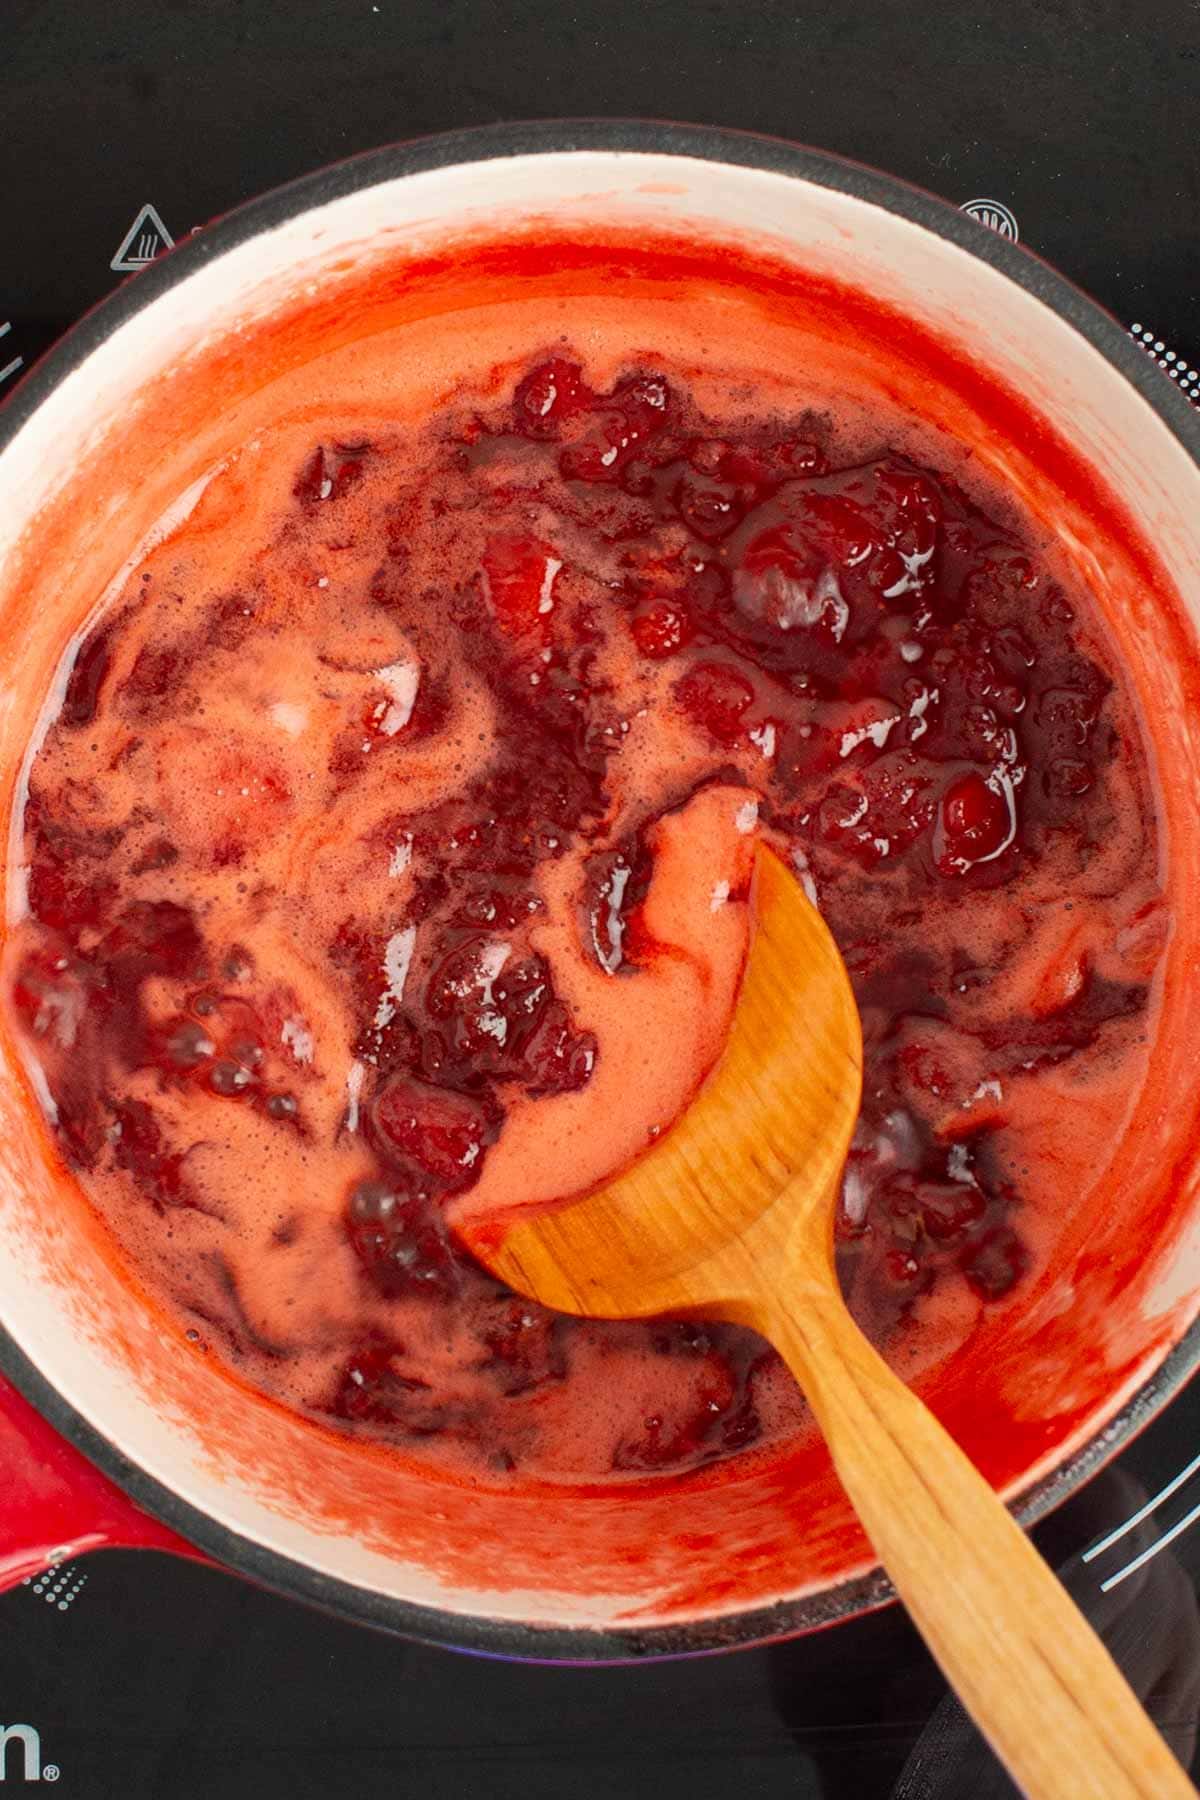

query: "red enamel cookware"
xmin=1 ymin=121 xmax=1199 ymax=1658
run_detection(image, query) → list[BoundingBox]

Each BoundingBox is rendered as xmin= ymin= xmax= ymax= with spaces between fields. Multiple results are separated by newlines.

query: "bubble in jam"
xmin=4 ymin=350 xmax=1163 ymax=1483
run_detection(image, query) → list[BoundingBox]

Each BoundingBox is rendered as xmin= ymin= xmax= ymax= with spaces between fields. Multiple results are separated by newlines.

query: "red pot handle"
xmin=0 ymin=1367 xmax=210 ymax=1592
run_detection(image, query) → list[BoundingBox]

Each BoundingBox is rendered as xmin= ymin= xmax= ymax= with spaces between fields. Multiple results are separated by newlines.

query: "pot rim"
xmin=2 ymin=117 xmax=1199 ymax=1663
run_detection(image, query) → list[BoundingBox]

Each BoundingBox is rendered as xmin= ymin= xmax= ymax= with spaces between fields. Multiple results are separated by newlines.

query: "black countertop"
xmin=2 ymin=3 xmax=1199 ymax=1794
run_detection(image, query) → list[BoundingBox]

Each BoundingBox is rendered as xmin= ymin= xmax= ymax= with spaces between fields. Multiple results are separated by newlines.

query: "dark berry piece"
xmin=104 ymin=900 xmax=204 ymax=980
xmin=1043 ymin=756 xmax=1094 ymax=800
xmin=26 ymin=851 xmax=113 ymax=936
xmin=962 ymin=1226 xmax=1029 ymax=1301
xmin=108 ymin=1097 xmax=189 ymax=1211
xmin=675 ymin=473 xmax=743 ymax=542
xmin=675 ymin=661 xmax=756 ymax=746
xmin=512 ymin=359 xmax=591 ymax=436
xmin=916 ymin=1180 xmax=988 ymax=1243
xmin=62 ymin=619 xmax=117 ymax=728
xmin=345 ymin=1177 xmax=459 ymax=1297
xmin=120 ymin=641 xmax=186 ymax=716
xmin=293 ymin=442 xmax=369 ymax=507
xmin=372 ymin=1076 xmax=489 ymax=1187
xmin=519 ymin=1000 xmax=597 ymax=1096
xmin=476 ymin=1296 xmax=567 ymax=1395
xmin=332 ymin=1344 xmax=448 ymax=1434
xmin=481 ymin=535 xmax=558 ymax=636
xmin=935 ymin=773 xmax=1013 ymax=875
xmin=10 ymin=947 xmax=87 ymax=1046
xmin=611 ymin=1349 xmax=739 ymax=1471
xmin=631 ymin=600 xmax=693 ymax=660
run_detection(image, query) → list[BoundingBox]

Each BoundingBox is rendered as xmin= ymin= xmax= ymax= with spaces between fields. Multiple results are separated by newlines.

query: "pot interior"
xmin=1 ymin=143 xmax=1199 ymax=1650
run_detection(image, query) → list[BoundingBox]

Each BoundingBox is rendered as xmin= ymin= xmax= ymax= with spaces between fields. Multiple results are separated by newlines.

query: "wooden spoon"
xmin=461 ymin=844 xmax=1193 ymax=1800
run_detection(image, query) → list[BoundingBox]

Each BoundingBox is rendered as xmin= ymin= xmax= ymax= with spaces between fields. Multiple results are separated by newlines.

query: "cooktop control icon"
xmin=960 ymin=197 xmax=1020 ymax=242
xmin=0 ymin=321 xmax=21 ymax=388
xmin=110 ymin=202 xmax=174 ymax=273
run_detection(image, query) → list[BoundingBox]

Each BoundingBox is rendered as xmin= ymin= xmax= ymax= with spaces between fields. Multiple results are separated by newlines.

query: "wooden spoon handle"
xmin=758 ymin=1285 xmax=1194 ymax=1800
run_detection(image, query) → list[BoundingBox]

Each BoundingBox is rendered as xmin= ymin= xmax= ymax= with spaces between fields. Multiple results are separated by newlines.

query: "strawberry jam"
xmin=4 ymin=351 xmax=1161 ymax=1483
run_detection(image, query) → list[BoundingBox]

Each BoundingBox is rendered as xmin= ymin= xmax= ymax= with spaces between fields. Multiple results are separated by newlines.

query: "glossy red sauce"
xmin=4 ymin=339 xmax=1162 ymax=1488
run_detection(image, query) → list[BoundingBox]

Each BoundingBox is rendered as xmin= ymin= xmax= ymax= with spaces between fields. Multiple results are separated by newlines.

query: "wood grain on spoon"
xmin=460 ymin=844 xmax=1193 ymax=1800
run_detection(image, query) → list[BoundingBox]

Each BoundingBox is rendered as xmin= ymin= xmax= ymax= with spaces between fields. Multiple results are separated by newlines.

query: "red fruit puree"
xmin=5 ymin=350 xmax=1161 ymax=1483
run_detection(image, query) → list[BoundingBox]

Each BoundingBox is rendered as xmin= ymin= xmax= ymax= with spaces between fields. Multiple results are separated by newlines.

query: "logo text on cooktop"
xmin=110 ymin=202 xmax=174 ymax=274
xmin=0 ymin=1723 xmax=59 ymax=1783
xmin=960 ymin=198 xmax=1020 ymax=242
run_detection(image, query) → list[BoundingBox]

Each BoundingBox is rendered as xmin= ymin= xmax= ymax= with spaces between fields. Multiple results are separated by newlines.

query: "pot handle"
xmin=0 ymin=1368 xmax=208 ymax=1593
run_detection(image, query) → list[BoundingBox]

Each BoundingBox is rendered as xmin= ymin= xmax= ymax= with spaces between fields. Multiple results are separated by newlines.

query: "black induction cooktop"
xmin=3 ymin=3 xmax=1200 ymax=1796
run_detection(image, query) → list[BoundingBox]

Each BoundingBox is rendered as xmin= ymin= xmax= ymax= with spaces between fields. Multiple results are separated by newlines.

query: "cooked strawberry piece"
xmin=346 ymin=1177 xmax=460 ymax=1296
xmin=108 ymin=1097 xmax=190 ymax=1212
xmin=675 ymin=661 xmax=755 ymax=745
xmin=481 ymin=534 xmax=560 ymax=635
xmin=962 ymin=1226 xmax=1029 ymax=1301
xmin=332 ymin=1343 xmax=453 ymax=1435
xmin=476 ymin=1296 xmax=567 ymax=1395
xmin=373 ymin=1076 xmax=489 ymax=1187
xmin=631 ymin=599 xmax=693 ymax=660
xmin=293 ymin=442 xmax=369 ymax=507
xmin=62 ymin=618 xmax=118 ymax=727
xmin=936 ymin=772 xmax=1013 ymax=874
xmin=512 ymin=359 xmax=592 ymax=436
xmin=611 ymin=1348 xmax=740 ymax=1472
